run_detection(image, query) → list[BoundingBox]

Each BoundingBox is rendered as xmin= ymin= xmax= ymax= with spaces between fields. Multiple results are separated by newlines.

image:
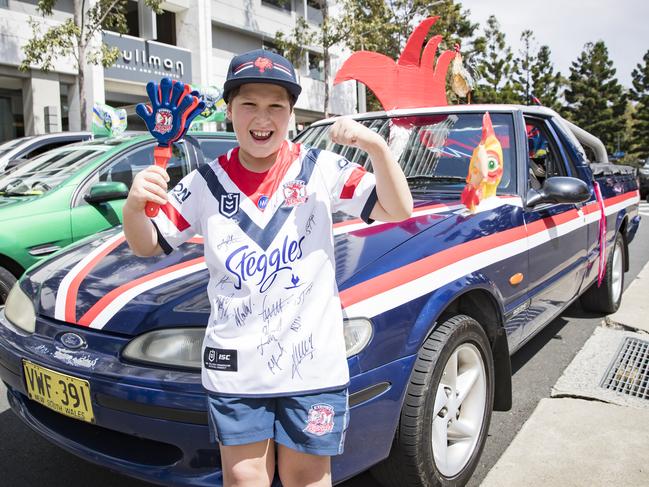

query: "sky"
xmin=458 ymin=0 xmax=649 ymax=88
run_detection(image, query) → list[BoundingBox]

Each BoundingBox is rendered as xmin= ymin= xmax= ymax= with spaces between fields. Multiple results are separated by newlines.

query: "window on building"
xmin=123 ymin=2 xmax=175 ymax=45
xmin=306 ymin=0 xmax=323 ymax=23
xmin=308 ymin=52 xmax=324 ymax=81
xmin=262 ymin=0 xmax=292 ymax=12
xmin=0 ymin=0 xmax=8 ymax=8
xmin=156 ymin=10 xmax=176 ymax=45
xmin=125 ymin=1 xmax=139 ymax=37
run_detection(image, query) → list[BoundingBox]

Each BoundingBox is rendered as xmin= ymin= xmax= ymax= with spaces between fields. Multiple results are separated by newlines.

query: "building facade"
xmin=0 ymin=0 xmax=359 ymax=142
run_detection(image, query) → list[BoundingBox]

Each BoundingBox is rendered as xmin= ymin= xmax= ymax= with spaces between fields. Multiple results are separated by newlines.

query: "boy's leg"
xmin=277 ymin=444 xmax=331 ymax=487
xmin=220 ymin=440 xmax=275 ymax=487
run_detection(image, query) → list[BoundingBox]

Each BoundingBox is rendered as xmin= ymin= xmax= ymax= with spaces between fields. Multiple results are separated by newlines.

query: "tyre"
xmin=372 ymin=314 xmax=495 ymax=487
xmin=581 ymin=232 xmax=625 ymax=314
xmin=0 ymin=266 xmax=17 ymax=305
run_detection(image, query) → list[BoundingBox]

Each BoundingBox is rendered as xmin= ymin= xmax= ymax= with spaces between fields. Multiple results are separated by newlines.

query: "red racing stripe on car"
xmin=76 ymin=256 xmax=206 ymax=326
xmin=65 ymin=236 xmax=126 ymax=323
xmin=339 ymin=190 xmax=638 ymax=309
xmin=339 ymin=208 xmax=579 ymax=309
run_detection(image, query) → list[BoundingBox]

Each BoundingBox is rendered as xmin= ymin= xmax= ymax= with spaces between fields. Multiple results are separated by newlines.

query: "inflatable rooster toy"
xmin=460 ymin=112 xmax=503 ymax=213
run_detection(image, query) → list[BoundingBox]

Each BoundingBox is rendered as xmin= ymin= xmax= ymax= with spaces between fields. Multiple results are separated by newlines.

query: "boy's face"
xmin=227 ymin=83 xmax=293 ymax=164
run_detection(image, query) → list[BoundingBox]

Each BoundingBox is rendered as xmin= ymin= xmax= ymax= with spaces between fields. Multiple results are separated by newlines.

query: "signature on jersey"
xmin=225 ymin=235 xmax=305 ymax=292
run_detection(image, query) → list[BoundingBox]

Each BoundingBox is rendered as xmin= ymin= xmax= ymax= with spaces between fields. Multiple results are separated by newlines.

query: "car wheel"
xmin=581 ymin=232 xmax=625 ymax=314
xmin=0 ymin=266 xmax=17 ymax=305
xmin=372 ymin=314 xmax=494 ymax=487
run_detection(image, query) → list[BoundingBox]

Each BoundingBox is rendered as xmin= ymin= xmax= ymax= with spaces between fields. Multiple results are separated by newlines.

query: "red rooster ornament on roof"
xmin=334 ymin=17 xmax=455 ymax=110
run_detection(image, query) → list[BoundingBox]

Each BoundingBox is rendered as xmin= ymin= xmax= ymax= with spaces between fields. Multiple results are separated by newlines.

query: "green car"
xmin=0 ymin=132 xmax=237 ymax=302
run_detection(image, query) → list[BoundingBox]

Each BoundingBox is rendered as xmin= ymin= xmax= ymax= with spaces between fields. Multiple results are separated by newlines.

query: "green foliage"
xmin=473 ymin=15 xmax=519 ymax=103
xmin=20 ymin=18 xmax=79 ymax=73
xmin=629 ymin=50 xmax=649 ymax=158
xmin=20 ymin=0 xmax=162 ymax=73
xmin=564 ymin=41 xmax=627 ymax=156
xmin=274 ymin=16 xmax=315 ymax=69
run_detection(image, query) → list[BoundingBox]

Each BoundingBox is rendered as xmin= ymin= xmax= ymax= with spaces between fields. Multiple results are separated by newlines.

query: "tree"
xmin=629 ymin=50 xmax=649 ymax=159
xmin=20 ymin=0 xmax=162 ymax=130
xmin=473 ymin=15 xmax=519 ymax=104
xmin=512 ymin=30 xmax=563 ymax=109
xmin=274 ymin=0 xmax=343 ymax=117
xmin=513 ymin=30 xmax=535 ymax=104
xmin=564 ymin=41 xmax=627 ymax=156
xmin=529 ymin=45 xmax=563 ymax=110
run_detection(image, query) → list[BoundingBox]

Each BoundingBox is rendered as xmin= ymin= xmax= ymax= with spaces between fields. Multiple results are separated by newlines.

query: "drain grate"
xmin=600 ymin=337 xmax=649 ymax=400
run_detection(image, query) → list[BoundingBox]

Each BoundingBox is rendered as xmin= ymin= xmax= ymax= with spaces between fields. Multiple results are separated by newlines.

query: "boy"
xmin=123 ymin=49 xmax=412 ymax=487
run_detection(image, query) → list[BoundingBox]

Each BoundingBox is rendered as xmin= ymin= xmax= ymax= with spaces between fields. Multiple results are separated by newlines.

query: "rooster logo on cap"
xmin=255 ymin=57 xmax=274 ymax=72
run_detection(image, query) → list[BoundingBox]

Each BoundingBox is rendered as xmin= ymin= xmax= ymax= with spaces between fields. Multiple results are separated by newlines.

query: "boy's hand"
xmin=330 ymin=118 xmax=386 ymax=153
xmin=125 ymin=166 xmax=170 ymax=214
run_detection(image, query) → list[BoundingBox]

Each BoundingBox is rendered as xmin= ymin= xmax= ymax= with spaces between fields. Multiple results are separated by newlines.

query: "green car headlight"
xmin=122 ymin=328 xmax=205 ymax=370
xmin=4 ymin=283 xmax=36 ymax=333
xmin=344 ymin=318 xmax=373 ymax=358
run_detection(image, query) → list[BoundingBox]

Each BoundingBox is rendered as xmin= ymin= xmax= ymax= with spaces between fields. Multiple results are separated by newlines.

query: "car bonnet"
xmin=24 ymin=197 xmax=463 ymax=336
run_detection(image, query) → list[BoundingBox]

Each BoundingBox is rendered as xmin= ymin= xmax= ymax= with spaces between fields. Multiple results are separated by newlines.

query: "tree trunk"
xmin=322 ymin=0 xmax=330 ymax=118
xmin=74 ymin=0 xmax=88 ymax=130
xmin=79 ymin=46 xmax=87 ymax=130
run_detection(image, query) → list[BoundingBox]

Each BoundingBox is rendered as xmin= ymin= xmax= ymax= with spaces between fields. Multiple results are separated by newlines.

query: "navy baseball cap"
xmin=223 ymin=49 xmax=302 ymax=104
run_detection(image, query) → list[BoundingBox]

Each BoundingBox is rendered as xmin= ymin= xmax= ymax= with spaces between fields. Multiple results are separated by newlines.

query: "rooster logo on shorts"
xmin=304 ymin=403 xmax=334 ymax=436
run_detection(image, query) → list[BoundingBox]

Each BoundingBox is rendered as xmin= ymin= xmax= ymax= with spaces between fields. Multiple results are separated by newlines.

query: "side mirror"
xmin=526 ymin=176 xmax=590 ymax=207
xmin=84 ymin=181 xmax=129 ymax=204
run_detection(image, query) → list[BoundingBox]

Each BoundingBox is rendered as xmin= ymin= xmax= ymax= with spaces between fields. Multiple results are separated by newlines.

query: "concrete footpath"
xmin=481 ymin=262 xmax=649 ymax=487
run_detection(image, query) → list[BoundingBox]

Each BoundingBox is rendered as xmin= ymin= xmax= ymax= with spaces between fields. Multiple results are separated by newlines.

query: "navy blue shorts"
xmin=207 ymin=388 xmax=349 ymax=456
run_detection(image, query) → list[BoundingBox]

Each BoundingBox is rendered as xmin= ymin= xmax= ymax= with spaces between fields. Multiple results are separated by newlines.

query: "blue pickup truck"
xmin=0 ymin=105 xmax=640 ymax=486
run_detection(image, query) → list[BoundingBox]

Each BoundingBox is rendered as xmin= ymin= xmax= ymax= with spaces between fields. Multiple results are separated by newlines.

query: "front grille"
xmin=23 ymin=395 xmax=184 ymax=466
xmin=600 ymin=337 xmax=649 ymax=400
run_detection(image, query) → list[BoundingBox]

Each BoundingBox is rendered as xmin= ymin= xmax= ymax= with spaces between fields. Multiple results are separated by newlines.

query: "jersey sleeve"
xmin=150 ymin=169 xmax=204 ymax=254
xmin=319 ymin=150 xmax=378 ymax=224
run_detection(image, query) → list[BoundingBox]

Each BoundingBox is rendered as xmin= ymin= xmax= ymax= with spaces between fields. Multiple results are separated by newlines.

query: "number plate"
xmin=22 ymin=360 xmax=95 ymax=423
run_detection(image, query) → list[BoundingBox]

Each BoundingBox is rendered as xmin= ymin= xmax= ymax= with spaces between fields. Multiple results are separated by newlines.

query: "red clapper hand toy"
xmin=135 ymin=78 xmax=205 ymax=217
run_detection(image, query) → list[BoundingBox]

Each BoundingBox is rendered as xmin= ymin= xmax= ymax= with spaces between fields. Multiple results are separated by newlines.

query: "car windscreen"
xmin=0 ymin=147 xmax=105 ymax=196
xmin=296 ymin=113 xmax=517 ymax=194
xmin=0 ymin=137 xmax=33 ymax=158
xmin=198 ymin=138 xmax=238 ymax=162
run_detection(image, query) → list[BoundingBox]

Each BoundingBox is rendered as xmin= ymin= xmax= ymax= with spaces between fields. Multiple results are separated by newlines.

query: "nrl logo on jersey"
xmin=154 ymin=109 xmax=173 ymax=134
xmin=220 ymin=193 xmax=240 ymax=217
xmin=283 ymin=180 xmax=307 ymax=207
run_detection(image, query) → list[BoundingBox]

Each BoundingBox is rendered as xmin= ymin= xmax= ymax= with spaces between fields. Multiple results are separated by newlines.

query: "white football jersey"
xmin=152 ymin=141 xmax=377 ymax=396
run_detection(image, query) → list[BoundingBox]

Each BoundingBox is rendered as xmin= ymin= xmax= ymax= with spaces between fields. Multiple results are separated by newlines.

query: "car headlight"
xmin=122 ymin=328 xmax=204 ymax=370
xmin=4 ymin=283 xmax=36 ymax=333
xmin=123 ymin=319 xmax=374 ymax=369
xmin=344 ymin=318 xmax=373 ymax=357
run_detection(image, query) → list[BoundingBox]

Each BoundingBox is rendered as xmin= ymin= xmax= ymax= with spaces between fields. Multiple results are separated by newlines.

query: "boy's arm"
xmin=330 ymin=118 xmax=413 ymax=222
xmin=123 ymin=165 xmax=169 ymax=257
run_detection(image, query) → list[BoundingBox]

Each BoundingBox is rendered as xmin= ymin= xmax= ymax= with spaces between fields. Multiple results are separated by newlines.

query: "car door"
xmin=69 ymin=141 xmax=192 ymax=240
xmin=522 ymin=116 xmax=589 ymax=339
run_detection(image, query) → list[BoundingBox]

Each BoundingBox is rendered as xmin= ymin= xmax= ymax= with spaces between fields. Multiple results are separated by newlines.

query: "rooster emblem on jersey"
xmin=460 ymin=112 xmax=504 ymax=213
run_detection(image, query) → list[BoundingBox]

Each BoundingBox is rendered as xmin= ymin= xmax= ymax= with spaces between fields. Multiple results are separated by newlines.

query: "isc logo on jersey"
xmin=283 ymin=180 xmax=307 ymax=207
xmin=154 ymin=109 xmax=173 ymax=134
